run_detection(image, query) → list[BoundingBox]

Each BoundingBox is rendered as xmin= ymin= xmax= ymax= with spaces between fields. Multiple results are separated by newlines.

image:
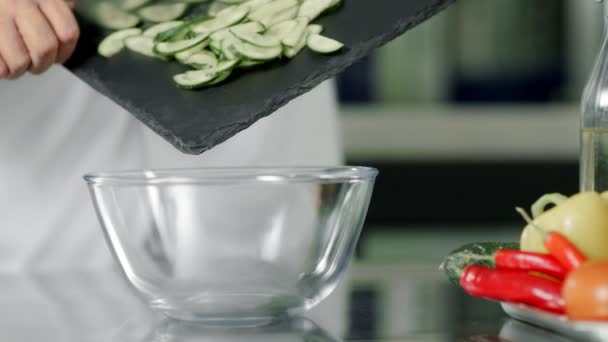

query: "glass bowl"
xmin=84 ymin=167 xmax=377 ymax=324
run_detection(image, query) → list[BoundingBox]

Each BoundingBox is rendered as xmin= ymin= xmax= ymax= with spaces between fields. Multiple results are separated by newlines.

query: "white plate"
xmin=501 ymin=303 xmax=608 ymax=341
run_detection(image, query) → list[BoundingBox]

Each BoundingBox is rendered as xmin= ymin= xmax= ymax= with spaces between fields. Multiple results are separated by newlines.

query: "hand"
xmin=0 ymin=0 xmax=80 ymax=79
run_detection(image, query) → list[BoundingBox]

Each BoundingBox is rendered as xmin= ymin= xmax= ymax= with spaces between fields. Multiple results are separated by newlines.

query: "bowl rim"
xmin=83 ymin=166 xmax=379 ymax=185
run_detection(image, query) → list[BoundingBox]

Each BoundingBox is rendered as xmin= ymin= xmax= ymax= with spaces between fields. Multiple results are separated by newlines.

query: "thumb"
xmin=65 ymin=1 xmax=77 ymax=10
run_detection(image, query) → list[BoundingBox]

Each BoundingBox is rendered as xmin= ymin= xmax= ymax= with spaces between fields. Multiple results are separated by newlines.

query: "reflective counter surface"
xmin=0 ymin=262 xmax=579 ymax=342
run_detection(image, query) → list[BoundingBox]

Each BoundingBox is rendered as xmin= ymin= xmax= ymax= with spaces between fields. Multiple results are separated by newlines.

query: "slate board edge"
xmin=74 ymin=0 xmax=456 ymax=155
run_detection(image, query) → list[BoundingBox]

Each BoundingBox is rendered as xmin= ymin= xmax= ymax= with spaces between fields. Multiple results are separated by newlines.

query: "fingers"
xmin=65 ymin=1 xmax=77 ymax=10
xmin=0 ymin=55 xmax=8 ymax=79
xmin=0 ymin=18 xmax=30 ymax=79
xmin=40 ymin=0 xmax=80 ymax=64
xmin=14 ymin=2 xmax=58 ymax=75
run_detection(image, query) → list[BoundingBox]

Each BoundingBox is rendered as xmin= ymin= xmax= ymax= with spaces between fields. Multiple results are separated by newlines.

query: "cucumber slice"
xmin=266 ymin=20 xmax=297 ymax=39
xmin=221 ymin=38 xmax=240 ymax=60
xmin=206 ymin=70 xmax=233 ymax=85
xmin=307 ymin=24 xmax=323 ymax=35
xmin=174 ymin=41 xmax=210 ymax=61
xmin=298 ymin=0 xmax=334 ymax=21
xmin=219 ymin=0 xmax=246 ymax=4
xmin=258 ymin=5 xmax=297 ymax=28
xmin=284 ymin=31 xmax=307 ymax=58
xmin=125 ymin=36 xmax=165 ymax=59
xmin=155 ymin=16 xmax=211 ymax=42
xmin=181 ymin=50 xmax=219 ymax=69
xmin=143 ymin=21 xmax=184 ymax=38
xmin=174 ymin=71 xmax=216 ymax=89
xmin=138 ymin=3 xmax=189 ymax=23
xmin=208 ymin=1 xmax=230 ymax=16
xmin=230 ymin=22 xmax=265 ymax=34
xmin=231 ymin=30 xmax=280 ymax=48
xmin=97 ymin=28 xmax=143 ymax=58
xmin=281 ymin=18 xmax=308 ymax=48
xmin=209 ymin=39 xmax=223 ymax=54
xmin=248 ymin=0 xmax=298 ymax=22
xmin=154 ymin=34 xmax=210 ymax=57
xmin=210 ymin=22 xmax=262 ymax=41
xmin=232 ymin=41 xmax=282 ymax=60
xmin=94 ymin=2 xmax=140 ymax=30
xmin=239 ymin=59 xmax=264 ymax=68
xmin=306 ymin=34 xmax=343 ymax=54
xmin=191 ymin=6 xmax=249 ymax=34
xmin=238 ymin=0 xmax=273 ymax=10
xmin=173 ymin=60 xmax=238 ymax=89
xmin=122 ymin=0 xmax=151 ymax=11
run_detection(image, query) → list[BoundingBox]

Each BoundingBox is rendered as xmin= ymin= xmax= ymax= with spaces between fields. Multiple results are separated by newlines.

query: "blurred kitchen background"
xmin=336 ymin=0 xmax=599 ymax=263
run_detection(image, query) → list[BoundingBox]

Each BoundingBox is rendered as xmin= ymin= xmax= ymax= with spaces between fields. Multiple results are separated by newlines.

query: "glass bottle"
xmin=581 ymin=0 xmax=608 ymax=191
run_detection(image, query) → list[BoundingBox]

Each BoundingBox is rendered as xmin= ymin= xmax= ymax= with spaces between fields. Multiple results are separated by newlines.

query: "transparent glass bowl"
xmin=84 ymin=167 xmax=377 ymax=323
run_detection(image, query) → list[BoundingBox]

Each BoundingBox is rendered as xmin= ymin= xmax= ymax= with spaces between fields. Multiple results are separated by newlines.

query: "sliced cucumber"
xmin=125 ymin=36 xmax=165 ymax=59
xmin=209 ymin=39 xmax=223 ymax=54
xmin=192 ymin=6 xmax=249 ymax=34
xmin=174 ymin=41 xmax=209 ymax=61
xmin=121 ymin=0 xmax=151 ymax=11
xmin=284 ymin=31 xmax=307 ymax=58
xmin=258 ymin=5 xmax=298 ymax=29
xmin=97 ymin=28 xmax=143 ymax=58
xmin=174 ymin=70 xmax=216 ymax=89
xmin=232 ymin=41 xmax=282 ymax=60
xmin=281 ymin=18 xmax=308 ymax=48
xmin=138 ymin=3 xmax=189 ymax=23
xmin=98 ymin=0 xmax=346 ymax=91
xmin=298 ymin=0 xmax=334 ymax=21
xmin=181 ymin=50 xmax=219 ymax=69
xmin=143 ymin=21 xmax=184 ymax=38
xmin=307 ymin=24 xmax=323 ymax=35
xmin=266 ymin=20 xmax=297 ymax=39
xmin=208 ymin=1 xmax=229 ymax=16
xmin=94 ymin=2 xmax=140 ymax=30
xmin=205 ymin=70 xmax=233 ymax=85
xmin=154 ymin=34 xmax=210 ymax=57
xmin=231 ymin=30 xmax=280 ymax=48
xmin=210 ymin=22 xmax=262 ymax=41
xmin=239 ymin=59 xmax=264 ymax=68
xmin=221 ymin=38 xmax=240 ymax=60
xmin=238 ymin=0 xmax=274 ymax=10
xmin=306 ymin=34 xmax=343 ymax=54
xmin=155 ymin=16 xmax=211 ymax=42
xmin=173 ymin=60 xmax=238 ymax=89
xmin=248 ymin=0 xmax=298 ymax=22
xmin=230 ymin=21 xmax=265 ymax=34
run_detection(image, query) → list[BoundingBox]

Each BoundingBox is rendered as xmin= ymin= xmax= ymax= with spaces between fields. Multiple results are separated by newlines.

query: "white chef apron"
xmin=0 ymin=66 xmax=343 ymax=273
xmin=0 ymin=66 xmax=347 ymax=338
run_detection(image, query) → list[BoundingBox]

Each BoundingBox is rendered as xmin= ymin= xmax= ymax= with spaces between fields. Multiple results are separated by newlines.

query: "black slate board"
xmin=67 ymin=0 xmax=455 ymax=155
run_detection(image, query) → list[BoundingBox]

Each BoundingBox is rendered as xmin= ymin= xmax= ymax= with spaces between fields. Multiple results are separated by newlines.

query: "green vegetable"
xmin=97 ymin=28 xmax=142 ymax=58
xmin=439 ymin=242 xmax=520 ymax=285
xmin=96 ymin=0 xmax=346 ymax=90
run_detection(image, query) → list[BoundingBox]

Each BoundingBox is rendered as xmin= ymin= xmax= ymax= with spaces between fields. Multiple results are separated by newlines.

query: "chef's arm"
xmin=0 ymin=0 xmax=79 ymax=80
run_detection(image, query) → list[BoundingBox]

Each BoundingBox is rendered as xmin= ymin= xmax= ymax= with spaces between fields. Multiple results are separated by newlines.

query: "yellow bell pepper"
xmin=520 ymin=192 xmax=608 ymax=260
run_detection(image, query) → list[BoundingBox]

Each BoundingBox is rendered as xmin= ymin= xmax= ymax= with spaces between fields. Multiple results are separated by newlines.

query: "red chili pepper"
xmin=495 ymin=249 xmax=568 ymax=280
xmin=540 ymin=230 xmax=586 ymax=271
xmin=515 ymin=207 xmax=587 ymax=271
xmin=460 ymin=265 xmax=565 ymax=314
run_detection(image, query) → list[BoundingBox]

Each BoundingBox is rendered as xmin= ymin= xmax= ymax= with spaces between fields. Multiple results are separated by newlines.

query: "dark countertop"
xmin=0 ymin=262 xmax=576 ymax=342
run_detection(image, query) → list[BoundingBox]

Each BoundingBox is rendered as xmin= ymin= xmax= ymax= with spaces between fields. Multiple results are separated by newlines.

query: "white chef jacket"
xmin=0 ymin=66 xmax=349 ymax=340
xmin=0 ymin=66 xmax=344 ymax=273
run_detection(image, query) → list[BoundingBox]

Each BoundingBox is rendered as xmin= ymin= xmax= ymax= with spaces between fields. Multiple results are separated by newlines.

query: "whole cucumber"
xmin=439 ymin=242 xmax=520 ymax=285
